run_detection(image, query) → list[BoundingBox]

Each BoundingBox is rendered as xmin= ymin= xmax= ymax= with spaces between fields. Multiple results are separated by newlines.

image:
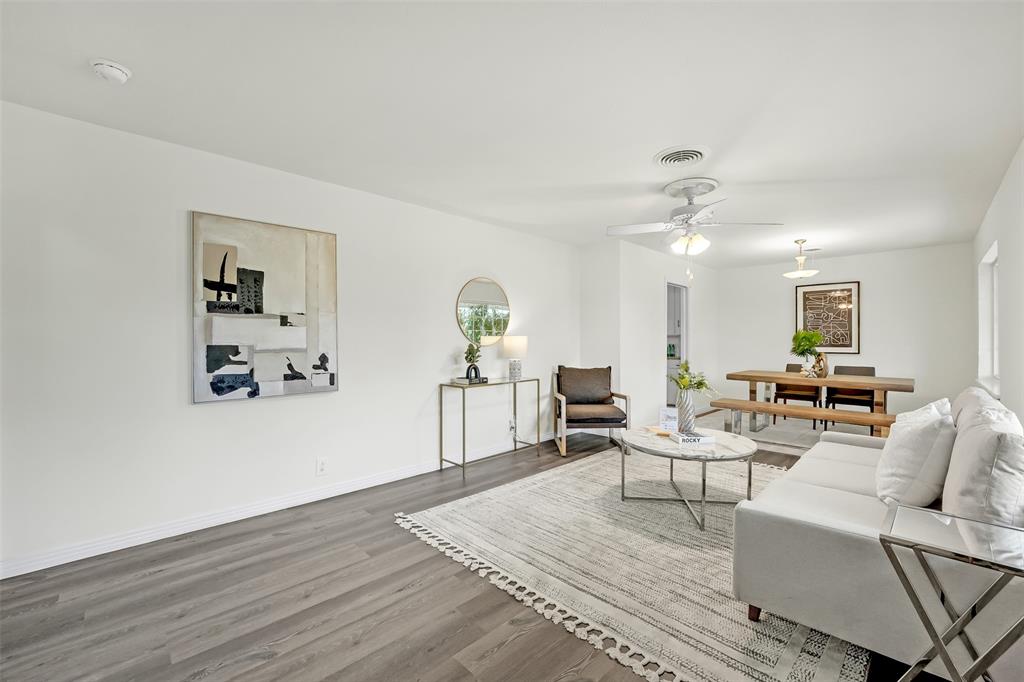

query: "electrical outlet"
xmin=509 ymin=419 xmax=516 ymax=433
xmin=315 ymin=456 xmax=328 ymax=477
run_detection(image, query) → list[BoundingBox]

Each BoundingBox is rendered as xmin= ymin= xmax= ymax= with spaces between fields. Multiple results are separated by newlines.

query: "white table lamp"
xmin=500 ymin=336 xmax=528 ymax=381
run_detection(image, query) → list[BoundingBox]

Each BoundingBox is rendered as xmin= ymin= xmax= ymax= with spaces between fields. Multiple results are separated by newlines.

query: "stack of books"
xmin=670 ymin=431 xmax=716 ymax=446
xmin=451 ymin=377 xmax=488 ymax=385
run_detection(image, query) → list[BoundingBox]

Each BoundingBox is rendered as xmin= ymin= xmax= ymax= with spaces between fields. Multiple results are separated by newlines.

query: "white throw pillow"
xmin=944 ymin=409 xmax=1024 ymax=527
xmin=876 ymin=414 xmax=956 ymax=507
xmin=951 ymin=387 xmax=998 ymax=426
xmin=896 ymin=398 xmax=951 ymax=424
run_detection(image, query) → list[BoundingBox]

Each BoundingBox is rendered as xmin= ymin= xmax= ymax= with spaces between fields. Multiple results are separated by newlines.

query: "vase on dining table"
xmin=676 ymin=389 xmax=696 ymax=434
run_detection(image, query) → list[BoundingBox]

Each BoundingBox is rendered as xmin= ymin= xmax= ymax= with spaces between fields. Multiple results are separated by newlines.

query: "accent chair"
xmin=552 ymin=366 xmax=630 ymax=456
xmin=773 ymin=363 xmax=821 ymax=429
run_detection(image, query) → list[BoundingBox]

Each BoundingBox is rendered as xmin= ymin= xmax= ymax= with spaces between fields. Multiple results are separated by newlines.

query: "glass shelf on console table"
xmin=878 ymin=504 xmax=1024 ymax=681
xmin=438 ymin=377 xmax=541 ymax=479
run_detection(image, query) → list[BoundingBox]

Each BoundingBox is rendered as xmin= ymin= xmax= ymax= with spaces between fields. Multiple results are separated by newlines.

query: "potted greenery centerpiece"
xmin=791 ymin=329 xmax=828 ymax=377
xmin=464 ymin=342 xmax=482 ymax=381
xmin=669 ymin=361 xmax=715 ymax=433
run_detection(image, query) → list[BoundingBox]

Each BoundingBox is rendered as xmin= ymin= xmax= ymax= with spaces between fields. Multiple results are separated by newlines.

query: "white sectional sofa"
xmin=733 ymin=393 xmax=1024 ymax=679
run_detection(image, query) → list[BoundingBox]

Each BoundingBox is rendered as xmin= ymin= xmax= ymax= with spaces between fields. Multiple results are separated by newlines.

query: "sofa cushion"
xmin=785 ymin=456 xmax=878 ymax=497
xmin=876 ymin=414 xmax=955 ymax=506
xmin=802 ymin=440 xmax=883 ymax=468
xmin=749 ymin=478 xmax=889 ymax=535
xmin=558 ymin=366 xmax=613 ymax=404
xmin=565 ymin=403 xmax=626 ymax=423
xmin=944 ymin=408 xmax=1024 ymax=527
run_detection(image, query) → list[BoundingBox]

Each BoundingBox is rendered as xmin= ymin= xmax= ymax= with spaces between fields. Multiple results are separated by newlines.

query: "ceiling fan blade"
xmin=697 ymin=222 xmax=784 ymax=227
xmin=663 ymin=228 xmax=685 ymax=245
xmin=606 ymin=222 xmax=672 ymax=236
xmin=689 ymin=198 xmax=728 ymax=223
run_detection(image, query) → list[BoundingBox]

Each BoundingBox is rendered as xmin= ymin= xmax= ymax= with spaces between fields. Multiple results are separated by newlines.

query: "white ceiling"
xmin=3 ymin=2 xmax=1022 ymax=267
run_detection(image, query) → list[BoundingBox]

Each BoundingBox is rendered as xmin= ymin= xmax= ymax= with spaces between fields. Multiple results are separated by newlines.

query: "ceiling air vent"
xmin=654 ymin=147 xmax=705 ymax=168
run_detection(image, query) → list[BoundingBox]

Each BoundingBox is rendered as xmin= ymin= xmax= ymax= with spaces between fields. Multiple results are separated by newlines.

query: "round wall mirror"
xmin=456 ymin=277 xmax=510 ymax=345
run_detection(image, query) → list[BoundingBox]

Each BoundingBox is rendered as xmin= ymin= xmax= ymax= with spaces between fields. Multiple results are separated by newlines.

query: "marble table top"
xmin=620 ymin=427 xmax=757 ymax=461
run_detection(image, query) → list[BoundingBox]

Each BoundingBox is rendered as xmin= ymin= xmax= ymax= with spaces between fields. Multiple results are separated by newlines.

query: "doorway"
xmin=667 ymin=283 xmax=688 ymax=406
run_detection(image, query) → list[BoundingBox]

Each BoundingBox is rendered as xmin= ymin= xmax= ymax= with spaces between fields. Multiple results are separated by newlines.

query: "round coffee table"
xmin=619 ymin=427 xmax=758 ymax=530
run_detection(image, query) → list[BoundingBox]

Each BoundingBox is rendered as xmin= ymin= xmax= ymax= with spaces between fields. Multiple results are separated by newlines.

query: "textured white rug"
xmin=396 ymin=449 xmax=870 ymax=682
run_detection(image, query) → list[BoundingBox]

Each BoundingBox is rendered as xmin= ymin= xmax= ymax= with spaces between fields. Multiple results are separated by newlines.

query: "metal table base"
xmin=619 ymin=444 xmax=753 ymax=530
xmin=879 ymin=506 xmax=1024 ymax=682
xmin=439 ymin=377 xmax=541 ymax=481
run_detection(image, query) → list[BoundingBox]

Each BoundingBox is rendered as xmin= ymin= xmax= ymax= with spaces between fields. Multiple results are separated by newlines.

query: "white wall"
xmin=578 ymin=241 xmax=719 ymax=427
xmin=578 ymin=240 xmax=621 ymax=386
xmin=0 ymin=103 xmax=580 ymax=575
xmin=714 ymin=243 xmax=976 ymax=412
xmin=2 ymin=101 xmax=1010 ymax=577
xmin=617 ymin=242 xmax=719 ymax=425
xmin=974 ymin=139 xmax=1024 ymax=416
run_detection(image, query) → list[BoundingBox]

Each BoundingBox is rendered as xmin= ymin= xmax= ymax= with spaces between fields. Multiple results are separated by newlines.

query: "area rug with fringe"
xmin=395 ymin=449 xmax=870 ymax=682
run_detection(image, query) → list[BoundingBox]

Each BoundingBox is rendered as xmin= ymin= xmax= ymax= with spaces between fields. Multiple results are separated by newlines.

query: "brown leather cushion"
xmin=566 ymin=404 xmax=626 ymax=423
xmin=776 ymin=384 xmax=817 ymax=396
xmin=558 ymin=366 xmax=613 ymax=404
xmin=828 ymin=388 xmax=873 ymax=399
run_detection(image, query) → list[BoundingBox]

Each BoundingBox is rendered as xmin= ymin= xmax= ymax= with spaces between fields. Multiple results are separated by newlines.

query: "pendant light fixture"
xmin=782 ymin=239 xmax=820 ymax=279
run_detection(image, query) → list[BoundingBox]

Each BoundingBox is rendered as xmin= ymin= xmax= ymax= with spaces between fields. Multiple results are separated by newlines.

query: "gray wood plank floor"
xmin=0 ymin=434 xmax=921 ymax=681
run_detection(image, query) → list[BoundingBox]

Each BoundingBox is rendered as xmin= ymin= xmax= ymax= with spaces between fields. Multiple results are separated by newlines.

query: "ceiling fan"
xmin=606 ymin=177 xmax=782 ymax=255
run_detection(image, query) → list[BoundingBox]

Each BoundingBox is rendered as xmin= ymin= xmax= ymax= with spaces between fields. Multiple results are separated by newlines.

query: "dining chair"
xmin=773 ymin=363 xmax=821 ymax=429
xmin=826 ymin=366 xmax=876 ymax=428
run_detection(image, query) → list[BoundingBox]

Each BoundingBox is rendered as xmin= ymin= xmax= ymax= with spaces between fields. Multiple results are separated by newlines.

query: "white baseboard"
xmin=0 ymin=433 xmax=555 ymax=579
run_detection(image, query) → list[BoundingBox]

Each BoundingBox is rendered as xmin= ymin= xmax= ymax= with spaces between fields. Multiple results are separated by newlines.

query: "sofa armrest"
xmin=611 ymin=391 xmax=630 ymax=429
xmin=818 ymin=432 xmax=887 ymax=450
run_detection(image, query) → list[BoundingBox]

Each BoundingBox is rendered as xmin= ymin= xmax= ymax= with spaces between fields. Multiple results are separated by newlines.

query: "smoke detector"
xmin=654 ymin=146 xmax=707 ymax=168
xmin=91 ymin=59 xmax=132 ymax=85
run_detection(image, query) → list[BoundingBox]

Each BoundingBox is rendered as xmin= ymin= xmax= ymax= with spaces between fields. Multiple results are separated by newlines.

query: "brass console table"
xmin=439 ymin=377 xmax=541 ymax=479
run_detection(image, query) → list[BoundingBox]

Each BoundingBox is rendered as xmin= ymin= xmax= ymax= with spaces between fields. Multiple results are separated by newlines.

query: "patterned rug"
xmin=396 ymin=449 xmax=870 ymax=682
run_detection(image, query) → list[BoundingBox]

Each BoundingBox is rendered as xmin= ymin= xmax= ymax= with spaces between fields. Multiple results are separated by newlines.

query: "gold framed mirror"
xmin=456 ymin=277 xmax=510 ymax=346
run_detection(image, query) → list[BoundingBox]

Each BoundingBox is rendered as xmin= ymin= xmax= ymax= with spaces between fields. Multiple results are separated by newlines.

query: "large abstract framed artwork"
xmin=795 ymin=281 xmax=860 ymax=354
xmin=192 ymin=212 xmax=338 ymax=403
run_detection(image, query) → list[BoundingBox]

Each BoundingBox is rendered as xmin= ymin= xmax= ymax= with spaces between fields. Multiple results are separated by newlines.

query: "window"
xmin=978 ymin=241 xmax=1000 ymax=394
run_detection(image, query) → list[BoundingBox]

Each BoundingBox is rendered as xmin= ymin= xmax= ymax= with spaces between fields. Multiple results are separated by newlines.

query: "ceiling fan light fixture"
xmin=670 ymin=232 xmax=711 ymax=256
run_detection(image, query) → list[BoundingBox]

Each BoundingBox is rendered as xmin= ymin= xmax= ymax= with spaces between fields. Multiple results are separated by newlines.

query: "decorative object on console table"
xmin=669 ymin=360 xmax=715 ymax=434
xmin=796 ymin=281 xmax=860 ymax=354
xmin=462 ymin=342 xmax=483 ymax=382
xmin=500 ymin=335 xmax=527 ymax=382
xmin=191 ymin=211 xmax=338 ymax=403
xmin=791 ymin=328 xmax=827 ymax=377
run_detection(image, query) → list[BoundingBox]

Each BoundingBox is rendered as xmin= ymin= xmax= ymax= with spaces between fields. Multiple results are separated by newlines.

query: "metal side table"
xmin=439 ymin=377 xmax=541 ymax=480
xmin=879 ymin=505 xmax=1024 ymax=681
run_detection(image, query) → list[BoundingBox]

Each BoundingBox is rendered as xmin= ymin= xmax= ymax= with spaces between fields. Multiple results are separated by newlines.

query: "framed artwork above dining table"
xmin=795 ymin=281 xmax=860 ymax=354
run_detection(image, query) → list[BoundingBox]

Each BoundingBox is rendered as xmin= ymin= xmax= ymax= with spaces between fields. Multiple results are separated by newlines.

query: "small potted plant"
xmin=669 ymin=361 xmax=715 ymax=433
xmin=464 ymin=342 xmax=482 ymax=381
xmin=791 ymin=329 xmax=828 ymax=377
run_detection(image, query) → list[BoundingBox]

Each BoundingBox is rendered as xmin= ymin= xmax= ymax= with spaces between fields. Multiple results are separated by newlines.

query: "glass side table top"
xmin=881 ymin=505 xmax=1024 ymax=575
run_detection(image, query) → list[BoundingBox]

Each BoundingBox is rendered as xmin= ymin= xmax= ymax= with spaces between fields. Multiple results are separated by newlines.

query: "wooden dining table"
xmin=725 ymin=370 xmax=915 ymax=435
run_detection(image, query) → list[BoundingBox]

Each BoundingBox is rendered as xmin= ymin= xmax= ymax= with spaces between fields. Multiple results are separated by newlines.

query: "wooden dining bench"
xmin=709 ymin=398 xmax=896 ymax=437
